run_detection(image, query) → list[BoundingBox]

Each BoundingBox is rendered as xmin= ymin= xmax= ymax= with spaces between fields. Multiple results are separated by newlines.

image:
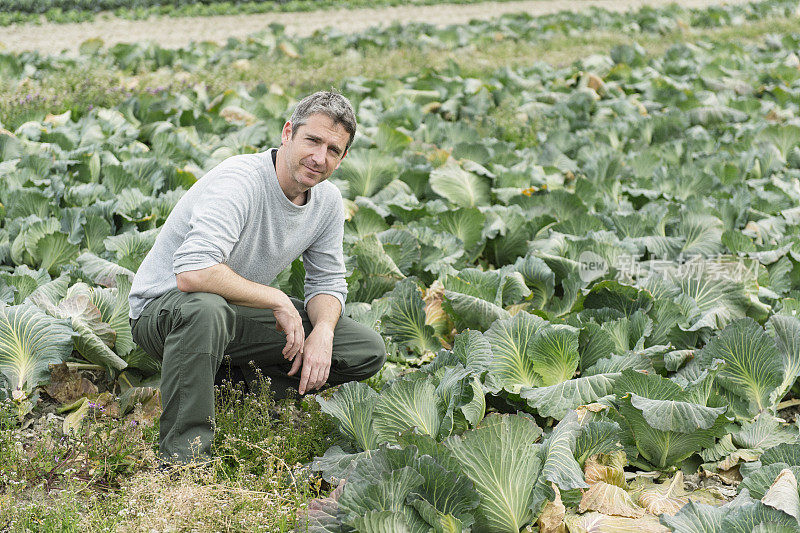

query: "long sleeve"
xmin=302 ymin=200 xmax=348 ymax=315
xmin=172 ymin=174 xmax=250 ymax=274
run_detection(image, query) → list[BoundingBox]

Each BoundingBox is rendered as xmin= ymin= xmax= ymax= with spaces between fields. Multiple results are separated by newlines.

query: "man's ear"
xmin=281 ymin=121 xmax=293 ymax=145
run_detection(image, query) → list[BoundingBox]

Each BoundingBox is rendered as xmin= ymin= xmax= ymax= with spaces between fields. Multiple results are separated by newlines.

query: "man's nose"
xmin=311 ymin=145 xmax=326 ymax=166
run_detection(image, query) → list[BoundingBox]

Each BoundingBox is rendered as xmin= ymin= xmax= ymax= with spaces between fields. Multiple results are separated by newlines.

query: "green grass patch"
xmin=0 ymin=373 xmax=336 ymax=531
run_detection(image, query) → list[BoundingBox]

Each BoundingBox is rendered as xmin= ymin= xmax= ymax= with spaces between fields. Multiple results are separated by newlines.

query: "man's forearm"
xmin=176 ymin=263 xmax=287 ymax=309
xmin=307 ymin=293 xmax=341 ymax=333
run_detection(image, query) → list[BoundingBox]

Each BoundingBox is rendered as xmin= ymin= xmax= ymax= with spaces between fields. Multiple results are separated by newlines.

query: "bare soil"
xmin=1 ymin=0 xmax=756 ymax=55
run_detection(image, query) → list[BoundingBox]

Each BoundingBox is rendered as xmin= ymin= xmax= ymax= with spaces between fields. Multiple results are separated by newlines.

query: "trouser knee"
xmin=346 ymin=327 xmax=387 ymax=380
xmin=174 ymin=292 xmax=235 ymax=337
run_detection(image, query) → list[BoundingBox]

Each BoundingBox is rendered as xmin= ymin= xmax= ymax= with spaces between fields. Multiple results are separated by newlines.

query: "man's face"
xmin=281 ymin=113 xmax=349 ymax=190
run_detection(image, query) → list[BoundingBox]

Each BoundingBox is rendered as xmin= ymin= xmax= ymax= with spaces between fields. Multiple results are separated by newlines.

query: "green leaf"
xmin=409 ymin=499 xmax=465 ymax=532
xmin=378 ymin=229 xmax=421 ymax=276
xmin=87 ymin=276 xmax=135 ymax=357
xmin=677 ymin=268 xmax=760 ymax=332
xmin=31 ymin=291 xmax=127 ymax=372
xmin=382 ymin=279 xmax=440 ymax=356
xmin=103 ymin=228 xmax=160 ymax=272
xmin=445 ymin=414 xmax=543 ymax=533
xmin=660 ymin=500 xmax=726 ymax=532
xmin=484 ymin=311 xmax=547 ymax=391
xmin=615 ymin=370 xmax=729 ymax=469
xmin=348 ymin=234 xmax=405 ymax=302
xmin=24 ymin=273 xmax=69 ymax=308
xmin=82 ymin=215 xmax=112 ymax=255
xmin=409 ymin=453 xmax=480 ymax=528
xmin=37 ymin=232 xmax=80 ymax=276
xmin=428 ymin=329 xmax=492 ymax=375
xmin=628 ymin=394 xmax=728 ymax=433
xmin=741 ymin=465 xmax=800 ymax=501
xmin=1 ymin=266 xmax=51 ymax=305
xmin=521 ymin=373 xmax=618 ymax=420
xmin=316 ymin=381 xmax=380 ymax=452
xmin=758 ymin=124 xmax=800 ymax=159
xmin=732 ymin=415 xmax=800 ymax=451
xmin=0 ymin=305 xmax=74 ymax=392
xmin=760 ymin=444 xmax=800 ymax=469
xmin=374 ymin=376 xmax=446 ymax=444
xmin=529 ymin=326 xmax=580 ymax=387
xmin=346 ymin=206 xmax=388 ymax=239
xmin=696 ymin=318 xmax=784 ymax=418
xmin=430 ymin=160 xmax=490 ymax=208
xmin=351 ymin=511 xmax=412 ymax=533
xmin=336 ymin=150 xmax=397 ymax=199
xmin=123 ymin=346 xmax=161 ymax=375
xmin=721 ymin=499 xmax=800 ymax=533
xmin=767 ymin=314 xmax=800 ymax=409
xmin=75 ymin=253 xmax=134 ymax=288
xmin=439 ymin=208 xmax=485 ymax=251
xmin=582 ymin=280 xmax=654 ymax=317
xmin=540 ymin=411 xmax=588 ymax=491
xmin=514 ymin=254 xmax=555 ymax=309
xmin=443 ymin=269 xmax=512 ymax=332
xmin=574 ymin=420 xmax=624 ymax=467
xmin=338 ymin=467 xmax=426 ymax=528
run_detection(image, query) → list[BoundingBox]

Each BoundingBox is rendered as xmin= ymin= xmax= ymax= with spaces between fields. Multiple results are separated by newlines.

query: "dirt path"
xmin=1 ymin=0 xmax=755 ymax=55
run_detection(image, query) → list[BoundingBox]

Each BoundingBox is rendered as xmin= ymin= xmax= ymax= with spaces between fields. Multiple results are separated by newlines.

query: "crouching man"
xmin=128 ymin=91 xmax=386 ymax=463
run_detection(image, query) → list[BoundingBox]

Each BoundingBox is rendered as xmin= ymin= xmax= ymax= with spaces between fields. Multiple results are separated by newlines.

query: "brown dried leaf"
xmin=576 ymin=403 xmax=609 ymax=423
xmin=63 ymin=397 xmax=90 ymax=435
xmin=700 ymin=464 xmax=742 ymax=485
xmin=584 ymin=451 xmax=628 ymax=487
xmin=586 ymin=73 xmax=605 ymax=93
xmin=564 ymin=511 xmax=670 ymax=533
xmin=506 ymin=303 xmax=532 ymax=316
xmin=121 ymin=387 xmax=161 ymax=419
xmin=762 ymin=468 xmax=800 ymax=520
xmin=579 ymin=482 xmax=644 ymax=518
xmin=766 ymin=109 xmax=784 ymax=123
xmin=422 ymin=101 xmax=442 ymax=115
xmin=423 ymin=279 xmax=450 ymax=339
xmin=717 ymin=448 xmax=761 ymax=471
xmin=43 ymin=110 xmax=71 ymax=126
xmin=637 ymin=472 xmax=689 ymax=516
xmin=278 ymin=41 xmax=299 ymax=58
xmin=231 ymin=59 xmax=251 ymax=71
xmin=45 ymin=362 xmax=98 ymax=404
xmin=219 ymin=105 xmax=257 ymax=126
xmin=539 ymin=484 xmax=566 ymax=533
xmin=93 ymin=391 xmax=121 ymax=418
xmin=129 ymin=390 xmax=162 ymax=426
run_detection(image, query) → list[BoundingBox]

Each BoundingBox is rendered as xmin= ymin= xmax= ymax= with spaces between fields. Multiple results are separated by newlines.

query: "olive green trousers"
xmin=130 ymin=289 xmax=386 ymax=463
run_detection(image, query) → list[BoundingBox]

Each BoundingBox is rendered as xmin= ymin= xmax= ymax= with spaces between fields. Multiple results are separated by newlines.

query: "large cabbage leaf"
xmin=0 ymin=304 xmax=74 ymax=392
xmin=614 ymin=370 xmax=729 ymax=469
xmin=445 ymin=413 xmax=543 ymax=533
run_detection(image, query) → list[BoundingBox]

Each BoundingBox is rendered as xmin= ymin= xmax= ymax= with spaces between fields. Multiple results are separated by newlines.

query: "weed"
xmin=0 ymin=374 xmax=335 ymax=531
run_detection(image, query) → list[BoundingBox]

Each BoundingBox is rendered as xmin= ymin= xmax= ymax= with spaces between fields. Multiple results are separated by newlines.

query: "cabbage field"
xmin=3 ymin=0 xmax=800 ymax=531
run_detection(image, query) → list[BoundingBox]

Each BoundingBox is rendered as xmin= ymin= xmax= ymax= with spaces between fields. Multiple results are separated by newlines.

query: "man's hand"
xmin=273 ymin=295 xmax=305 ymax=361
xmin=288 ymin=325 xmax=333 ymax=394
xmin=176 ymin=264 xmax=306 ymax=359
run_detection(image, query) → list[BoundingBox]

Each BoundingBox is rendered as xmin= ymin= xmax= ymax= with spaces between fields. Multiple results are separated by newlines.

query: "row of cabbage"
xmin=1 ymin=0 xmax=798 ymax=80
xmin=1 ymin=1 xmax=800 ymax=532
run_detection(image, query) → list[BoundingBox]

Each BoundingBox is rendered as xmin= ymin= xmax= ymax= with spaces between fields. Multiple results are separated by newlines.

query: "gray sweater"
xmin=128 ymin=149 xmax=347 ymax=319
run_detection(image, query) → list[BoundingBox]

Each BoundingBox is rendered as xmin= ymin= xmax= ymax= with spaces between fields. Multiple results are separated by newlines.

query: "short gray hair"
xmin=290 ymin=91 xmax=357 ymax=152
